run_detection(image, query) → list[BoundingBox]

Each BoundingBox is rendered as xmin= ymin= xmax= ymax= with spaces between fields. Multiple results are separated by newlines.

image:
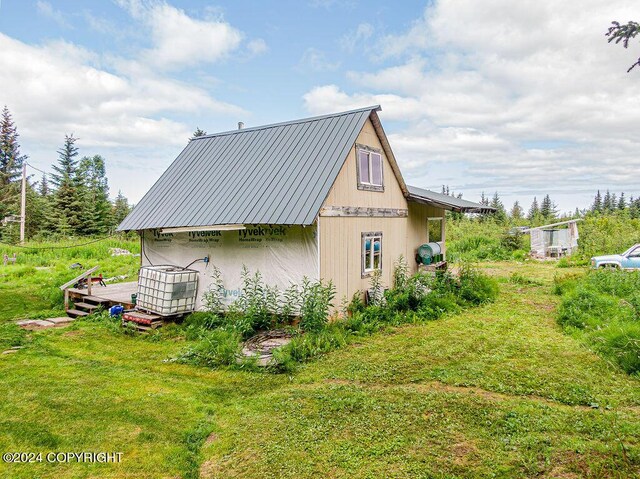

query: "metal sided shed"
xmin=523 ymin=219 xmax=581 ymax=258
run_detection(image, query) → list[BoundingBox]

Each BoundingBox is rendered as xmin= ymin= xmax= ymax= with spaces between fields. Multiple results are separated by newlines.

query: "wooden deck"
xmin=68 ymin=281 xmax=138 ymax=309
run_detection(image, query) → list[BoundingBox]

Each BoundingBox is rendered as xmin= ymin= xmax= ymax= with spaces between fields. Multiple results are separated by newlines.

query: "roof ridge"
xmin=192 ymin=105 xmax=381 ymax=140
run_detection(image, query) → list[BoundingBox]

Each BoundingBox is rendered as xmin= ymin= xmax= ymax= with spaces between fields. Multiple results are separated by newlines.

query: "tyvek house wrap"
xmin=140 ymin=225 xmax=319 ymax=309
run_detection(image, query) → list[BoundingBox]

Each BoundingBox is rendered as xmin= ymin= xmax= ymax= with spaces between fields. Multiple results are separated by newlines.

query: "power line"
xmin=0 ymin=232 xmax=122 ymax=250
xmin=25 ymin=162 xmax=49 ymax=175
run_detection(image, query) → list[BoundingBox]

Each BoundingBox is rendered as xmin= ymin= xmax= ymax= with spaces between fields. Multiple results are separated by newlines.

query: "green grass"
xmin=0 ymin=237 xmax=140 ymax=322
xmin=0 ymin=261 xmax=639 ymax=478
xmin=557 ymin=269 xmax=640 ymax=375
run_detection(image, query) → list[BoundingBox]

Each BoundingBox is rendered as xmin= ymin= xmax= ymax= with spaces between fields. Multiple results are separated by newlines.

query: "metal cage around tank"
xmin=136 ymin=265 xmax=199 ymax=316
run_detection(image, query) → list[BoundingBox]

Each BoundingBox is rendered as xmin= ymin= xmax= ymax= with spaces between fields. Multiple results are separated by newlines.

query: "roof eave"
xmin=369 ymin=109 xmax=409 ymax=196
xmin=407 ymin=195 xmax=496 ymax=214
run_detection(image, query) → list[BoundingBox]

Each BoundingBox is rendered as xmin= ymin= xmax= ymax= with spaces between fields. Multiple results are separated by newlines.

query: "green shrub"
xmin=279 ymin=324 xmax=349 ymax=364
xmin=583 ymin=270 xmax=640 ymax=298
xmin=557 ymin=288 xmax=630 ymax=330
xmin=457 ymin=264 xmax=499 ymax=305
xmin=588 ymin=322 xmax=640 ymax=375
xmin=176 ymin=329 xmax=241 ymax=367
xmin=234 ymin=266 xmax=277 ymax=332
xmin=182 ymin=312 xmax=223 ymax=340
xmin=511 ymin=250 xmax=528 ymax=261
xmin=299 ymin=278 xmax=335 ymax=332
xmin=417 ymin=292 xmax=459 ymax=320
xmin=346 ymin=291 xmax=365 ymax=316
xmin=202 ymin=265 xmax=225 ymax=314
xmin=552 ymin=272 xmax=583 ymax=295
xmin=557 ymin=268 xmax=640 ymax=376
xmin=393 ymin=255 xmax=409 ymax=290
xmin=500 ymin=230 xmax=524 ymax=251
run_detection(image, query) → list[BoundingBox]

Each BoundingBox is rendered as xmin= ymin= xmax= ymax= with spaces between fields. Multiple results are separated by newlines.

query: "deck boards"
xmin=67 ymin=281 xmax=138 ymax=305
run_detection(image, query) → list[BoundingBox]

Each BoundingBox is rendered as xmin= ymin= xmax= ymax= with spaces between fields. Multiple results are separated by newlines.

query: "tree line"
xmin=443 ymin=186 xmax=639 ymax=226
xmin=442 ymin=186 xmax=561 ymax=225
xmin=0 ymin=106 xmax=131 ymax=242
xmin=589 ymin=190 xmax=640 ymax=217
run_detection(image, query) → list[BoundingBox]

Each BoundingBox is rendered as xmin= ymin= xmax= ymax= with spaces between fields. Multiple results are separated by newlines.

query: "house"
xmin=118 ymin=106 xmax=491 ymax=309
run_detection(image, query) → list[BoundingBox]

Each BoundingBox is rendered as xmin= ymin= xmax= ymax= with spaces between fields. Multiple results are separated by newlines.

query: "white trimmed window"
xmin=357 ymin=146 xmax=383 ymax=191
xmin=362 ymin=232 xmax=382 ymax=276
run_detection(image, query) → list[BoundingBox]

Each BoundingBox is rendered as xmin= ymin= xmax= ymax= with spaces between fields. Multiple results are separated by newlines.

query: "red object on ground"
xmin=123 ymin=312 xmax=155 ymax=325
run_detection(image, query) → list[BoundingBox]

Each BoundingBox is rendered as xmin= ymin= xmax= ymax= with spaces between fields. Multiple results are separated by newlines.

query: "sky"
xmin=1 ymin=0 xmax=639 ymax=214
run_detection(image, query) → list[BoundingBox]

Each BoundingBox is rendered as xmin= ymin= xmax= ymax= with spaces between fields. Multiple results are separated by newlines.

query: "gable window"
xmin=362 ymin=232 xmax=382 ymax=276
xmin=356 ymin=145 xmax=384 ymax=192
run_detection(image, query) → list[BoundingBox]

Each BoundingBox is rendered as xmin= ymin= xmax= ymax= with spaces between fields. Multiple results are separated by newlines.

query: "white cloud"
xmin=247 ymin=38 xmax=268 ymax=57
xmin=36 ymin=1 xmax=72 ymax=29
xmin=299 ymin=49 xmax=340 ymax=72
xmin=341 ymin=23 xmax=374 ymax=53
xmin=119 ymin=1 xmax=243 ymax=70
xmin=0 ymin=32 xmax=246 ymax=202
xmin=112 ymin=1 xmax=266 ymax=69
xmin=303 ymin=0 xmax=640 ymax=210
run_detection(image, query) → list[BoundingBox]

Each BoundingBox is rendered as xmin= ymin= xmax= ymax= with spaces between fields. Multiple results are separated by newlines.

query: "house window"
xmin=362 ymin=232 xmax=382 ymax=276
xmin=356 ymin=145 xmax=384 ymax=191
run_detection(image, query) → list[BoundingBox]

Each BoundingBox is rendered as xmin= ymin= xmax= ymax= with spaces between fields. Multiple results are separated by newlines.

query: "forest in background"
xmin=0 ymin=106 xmax=131 ymax=242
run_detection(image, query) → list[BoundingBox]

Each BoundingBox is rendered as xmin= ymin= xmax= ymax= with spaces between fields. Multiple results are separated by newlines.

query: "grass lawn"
xmin=0 ymin=261 xmax=638 ymax=478
xmin=0 ymin=238 xmax=140 ymax=323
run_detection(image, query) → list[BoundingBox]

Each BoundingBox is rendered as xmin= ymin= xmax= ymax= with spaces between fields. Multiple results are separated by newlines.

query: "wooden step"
xmin=73 ymin=302 xmax=101 ymax=313
xmin=82 ymin=296 xmax=110 ymax=306
xmin=66 ymin=309 xmax=89 ymax=318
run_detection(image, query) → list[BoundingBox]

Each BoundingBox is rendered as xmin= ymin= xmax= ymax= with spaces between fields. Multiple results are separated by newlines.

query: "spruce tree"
xmin=630 ymin=198 xmax=640 ymax=219
xmin=527 ymin=197 xmax=540 ymax=222
xmin=77 ymin=155 xmax=111 ymax=235
xmin=618 ymin=192 xmax=627 ymax=210
xmin=51 ymin=134 xmax=83 ymax=235
xmin=540 ymin=194 xmax=557 ymax=220
xmin=0 ymin=106 xmax=26 ymax=186
xmin=191 ymin=127 xmax=207 ymax=139
xmin=112 ymin=190 xmax=131 ymax=228
xmin=603 ymin=190 xmax=613 ymax=212
xmin=490 ymin=192 xmax=507 ymax=223
xmin=0 ymin=106 xmax=26 ymax=224
xmin=510 ymin=201 xmax=524 ymax=220
xmin=35 ymin=173 xmax=54 ymax=235
xmin=592 ymin=190 xmax=602 ymax=213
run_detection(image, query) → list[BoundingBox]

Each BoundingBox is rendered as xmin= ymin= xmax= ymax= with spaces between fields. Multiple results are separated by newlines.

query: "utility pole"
xmin=20 ymin=162 xmax=26 ymax=244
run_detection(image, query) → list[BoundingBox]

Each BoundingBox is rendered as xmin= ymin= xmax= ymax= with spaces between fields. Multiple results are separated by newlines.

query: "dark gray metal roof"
xmin=407 ymin=185 xmax=495 ymax=213
xmin=118 ymin=106 xmax=379 ymax=231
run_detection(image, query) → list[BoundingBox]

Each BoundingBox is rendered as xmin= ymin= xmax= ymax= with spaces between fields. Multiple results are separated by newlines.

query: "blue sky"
xmin=1 ymin=0 xmax=639 ymax=213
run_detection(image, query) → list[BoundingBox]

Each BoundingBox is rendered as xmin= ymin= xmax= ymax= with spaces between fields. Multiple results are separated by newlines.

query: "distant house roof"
xmin=407 ymin=185 xmax=495 ymax=213
xmin=119 ymin=106 xmax=396 ymax=231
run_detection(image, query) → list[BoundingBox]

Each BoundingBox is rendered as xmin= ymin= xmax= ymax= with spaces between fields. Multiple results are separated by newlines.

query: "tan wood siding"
xmin=322 ymin=118 xmax=407 ymax=210
xmin=318 ymin=117 xmax=446 ymax=304
xmin=319 ymin=216 xmax=408 ymax=304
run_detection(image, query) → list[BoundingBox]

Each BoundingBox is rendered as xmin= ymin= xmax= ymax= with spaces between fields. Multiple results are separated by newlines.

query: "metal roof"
xmin=118 ymin=106 xmax=379 ymax=231
xmin=407 ymin=185 xmax=495 ymax=213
